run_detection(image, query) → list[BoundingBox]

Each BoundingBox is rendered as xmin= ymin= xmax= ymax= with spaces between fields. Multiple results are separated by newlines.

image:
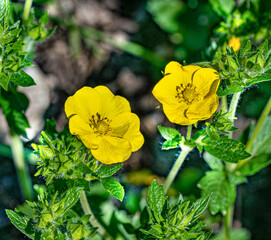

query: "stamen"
xmin=89 ymin=113 xmax=112 ymax=136
xmin=175 ymin=83 xmax=200 ymax=104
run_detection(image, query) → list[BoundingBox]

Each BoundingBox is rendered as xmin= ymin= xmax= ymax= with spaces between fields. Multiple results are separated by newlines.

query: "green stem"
xmin=163 ymin=144 xmax=193 ymax=194
xmin=245 ymin=97 xmax=271 ymax=153
xmin=80 ymin=191 xmax=107 ymax=237
xmin=186 ymin=125 xmax=192 ymax=140
xmin=222 ymin=92 xmax=242 ymax=238
xmin=228 ymin=92 xmax=241 ymax=138
xmin=10 ymin=132 xmax=34 ymax=201
xmin=223 ymin=205 xmax=234 ymax=240
xmin=23 ymin=0 xmax=33 ymax=21
xmin=221 ymin=96 xmax=228 ymax=112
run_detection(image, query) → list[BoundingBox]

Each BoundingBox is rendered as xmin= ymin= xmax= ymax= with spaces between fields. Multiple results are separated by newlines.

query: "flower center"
xmin=89 ymin=113 xmax=112 ymax=135
xmin=176 ymin=83 xmax=200 ymax=104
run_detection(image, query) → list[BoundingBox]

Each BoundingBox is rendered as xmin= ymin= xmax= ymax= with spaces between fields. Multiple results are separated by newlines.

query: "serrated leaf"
xmin=10 ymin=70 xmax=36 ymax=87
xmin=101 ymin=178 xmax=124 ymax=201
xmin=192 ymin=195 xmax=210 ymax=219
xmin=148 ymin=180 xmax=166 ymax=214
xmin=203 ymin=136 xmax=251 ymax=163
xmin=74 ymin=161 xmax=92 ymax=174
xmin=245 ymin=73 xmax=271 ymax=87
xmin=6 ymin=210 xmax=37 ymax=240
xmin=198 ymin=171 xmax=235 ymax=215
xmin=95 ymin=164 xmax=123 ymax=178
xmin=158 ymin=125 xmax=181 ymax=140
xmin=238 ymin=154 xmax=271 ymax=176
xmin=240 ymin=41 xmax=251 ymax=56
xmin=62 ymin=187 xmax=83 ymax=213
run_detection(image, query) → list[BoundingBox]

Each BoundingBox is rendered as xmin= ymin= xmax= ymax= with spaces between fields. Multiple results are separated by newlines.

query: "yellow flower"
xmin=152 ymin=61 xmax=220 ymax=125
xmin=228 ymin=37 xmax=241 ymax=52
xmin=65 ymin=86 xmax=144 ymax=164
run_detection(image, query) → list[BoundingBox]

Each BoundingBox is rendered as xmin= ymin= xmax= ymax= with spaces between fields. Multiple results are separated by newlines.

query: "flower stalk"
xmin=186 ymin=125 xmax=192 ymax=140
xmin=228 ymin=92 xmax=241 ymax=138
xmin=10 ymin=132 xmax=34 ymax=201
xmin=223 ymin=91 xmax=242 ymax=239
xmin=80 ymin=190 xmax=107 ymax=237
xmin=23 ymin=0 xmax=33 ymax=21
xmin=163 ymin=144 xmax=193 ymax=194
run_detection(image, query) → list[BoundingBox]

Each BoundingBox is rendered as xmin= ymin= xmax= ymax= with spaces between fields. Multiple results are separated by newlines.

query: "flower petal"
xmin=163 ymin=103 xmax=197 ymax=125
xmin=91 ymin=136 xmax=132 ymax=164
xmin=69 ymin=115 xmax=93 ymax=135
xmin=123 ymin=113 xmax=144 ymax=151
xmin=164 ymin=61 xmax=198 ymax=87
xmin=69 ymin=115 xmax=100 ymax=149
xmin=95 ymin=86 xmax=131 ymax=119
xmin=152 ymin=74 xmax=183 ymax=106
xmin=192 ymin=68 xmax=220 ymax=98
xmin=65 ymin=87 xmax=100 ymax=121
xmin=186 ymin=95 xmax=219 ymax=120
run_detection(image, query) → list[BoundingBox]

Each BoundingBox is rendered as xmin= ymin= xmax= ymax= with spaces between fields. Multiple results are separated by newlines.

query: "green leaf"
xmin=148 ymin=180 xmax=166 ymax=214
xmin=209 ymin=0 xmax=235 ymax=18
xmin=74 ymin=161 xmax=92 ymax=174
xmin=198 ymin=171 xmax=236 ymax=215
xmin=161 ymin=137 xmax=182 ymax=150
xmin=0 ymin=74 xmax=10 ymax=90
xmin=192 ymin=195 xmax=210 ymax=219
xmin=95 ymin=164 xmax=123 ymax=178
xmin=0 ymin=0 xmax=10 ymax=23
xmin=217 ymin=80 xmax=243 ymax=97
xmin=203 ymin=136 xmax=251 ymax=163
xmin=10 ymin=70 xmax=36 ymax=87
xmin=229 ymin=228 xmax=251 ymax=240
xmin=101 ymin=178 xmax=125 ymax=201
xmin=240 ymin=41 xmax=251 ymax=56
xmin=245 ymin=73 xmax=271 ymax=87
xmin=203 ymin=152 xmax=224 ymax=171
xmin=238 ymin=154 xmax=271 ymax=176
xmin=6 ymin=210 xmax=37 ymax=240
xmin=249 ymin=116 xmax=271 ymax=156
xmin=60 ymin=187 xmax=83 ymax=214
xmin=158 ymin=125 xmax=181 ymax=140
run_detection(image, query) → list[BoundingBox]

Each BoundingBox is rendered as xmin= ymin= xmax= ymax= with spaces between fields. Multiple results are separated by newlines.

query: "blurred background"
xmin=1 ymin=0 xmax=271 ymax=239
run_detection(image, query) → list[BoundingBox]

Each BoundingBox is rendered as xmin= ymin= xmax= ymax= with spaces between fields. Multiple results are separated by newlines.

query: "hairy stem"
xmin=228 ymin=92 xmax=241 ymax=138
xmin=186 ymin=125 xmax=192 ymax=140
xmin=223 ymin=205 xmax=233 ymax=240
xmin=23 ymin=0 xmax=33 ymax=21
xmin=80 ymin=190 xmax=107 ymax=237
xmin=223 ymin=92 xmax=242 ymax=238
xmin=163 ymin=145 xmax=193 ymax=194
xmin=10 ymin=132 xmax=34 ymax=201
